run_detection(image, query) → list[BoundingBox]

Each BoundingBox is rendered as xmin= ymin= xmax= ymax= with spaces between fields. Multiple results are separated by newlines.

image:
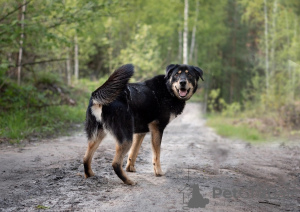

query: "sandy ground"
xmin=0 ymin=103 xmax=299 ymax=212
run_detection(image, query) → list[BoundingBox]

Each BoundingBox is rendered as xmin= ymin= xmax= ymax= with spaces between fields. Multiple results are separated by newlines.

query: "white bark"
xmin=189 ymin=0 xmax=199 ymax=62
xmin=264 ymin=0 xmax=269 ymax=92
xmin=294 ymin=15 xmax=298 ymax=38
xmin=17 ymin=0 xmax=26 ymax=86
xmin=178 ymin=30 xmax=182 ymax=62
xmin=270 ymin=0 xmax=277 ymax=73
xmin=285 ymin=10 xmax=291 ymax=77
xmin=66 ymin=50 xmax=71 ymax=86
xmin=183 ymin=0 xmax=188 ymax=64
xmin=74 ymin=35 xmax=79 ymax=82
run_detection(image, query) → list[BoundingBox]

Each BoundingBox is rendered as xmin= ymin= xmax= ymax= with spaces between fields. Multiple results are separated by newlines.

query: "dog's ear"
xmin=192 ymin=66 xmax=204 ymax=81
xmin=165 ymin=64 xmax=179 ymax=79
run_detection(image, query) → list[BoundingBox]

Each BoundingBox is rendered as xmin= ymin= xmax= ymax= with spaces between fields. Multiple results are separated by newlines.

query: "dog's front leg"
xmin=149 ymin=121 xmax=163 ymax=176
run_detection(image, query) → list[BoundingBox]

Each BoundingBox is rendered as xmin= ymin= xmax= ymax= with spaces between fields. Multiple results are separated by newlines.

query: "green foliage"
xmin=0 ymin=77 xmax=87 ymax=142
xmin=78 ymin=77 xmax=108 ymax=94
xmin=115 ymin=25 xmax=162 ymax=80
xmin=33 ymin=71 xmax=64 ymax=86
xmin=206 ymin=115 xmax=266 ymax=143
xmin=222 ymin=102 xmax=241 ymax=117
xmin=208 ymin=89 xmax=227 ymax=112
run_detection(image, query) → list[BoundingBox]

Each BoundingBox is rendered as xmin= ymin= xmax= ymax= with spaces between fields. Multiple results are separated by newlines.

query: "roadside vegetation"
xmin=0 ymin=73 xmax=89 ymax=143
xmin=0 ymin=0 xmax=299 ymax=143
xmin=206 ymin=88 xmax=300 ymax=143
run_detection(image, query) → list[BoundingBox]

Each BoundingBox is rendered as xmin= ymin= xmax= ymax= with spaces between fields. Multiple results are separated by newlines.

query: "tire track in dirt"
xmin=0 ymin=103 xmax=299 ymax=211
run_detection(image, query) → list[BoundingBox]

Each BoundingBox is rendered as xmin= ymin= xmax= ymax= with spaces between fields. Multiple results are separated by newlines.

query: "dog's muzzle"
xmin=176 ymin=80 xmax=190 ymax=97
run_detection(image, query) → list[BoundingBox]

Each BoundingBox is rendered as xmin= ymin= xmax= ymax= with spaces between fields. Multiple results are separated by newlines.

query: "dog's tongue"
xmin=179 ymin=89 xmax=187 ymax=97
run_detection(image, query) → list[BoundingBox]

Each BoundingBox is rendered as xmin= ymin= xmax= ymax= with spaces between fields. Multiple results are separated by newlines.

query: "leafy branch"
xmin=0 ymin=0 xmax=31 ymax=23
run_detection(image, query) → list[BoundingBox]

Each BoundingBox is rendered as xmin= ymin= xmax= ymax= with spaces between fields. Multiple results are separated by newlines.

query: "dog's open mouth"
xmin=176 ymin=87 xmax=190 ymax=98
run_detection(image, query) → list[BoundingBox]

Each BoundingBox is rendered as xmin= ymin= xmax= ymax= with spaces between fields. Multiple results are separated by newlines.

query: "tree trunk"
xmin=66 ymin=50 xmax=71 ymax=86
xmin=183 ymin=0 xmax=189 ymax=64
xmin=74 ymin=35 xmax=79 ymax=82
xmin=189 ymin=0 xmax=199 ymax=63
xmin=264 ymin=0 xmax=269 ymax=93
xmin=17 ymin=0 xmax=27 ymax=86
xmin=178 ymin=30 xmax=182 ymax=62
xmin=194 ymin=41 xmax=198 ymax=64
xmin=285 ymin=10 xmax=291 ymax=78
xmin=204 ymin=78 xmax=208 ymax=113
xmin=270 ymin=0 xmax=277 ymax=74
xmin=294 ymin=15 xmax=298 ymax=38
xmin=230 ymin=0 xmax=237 ymax=103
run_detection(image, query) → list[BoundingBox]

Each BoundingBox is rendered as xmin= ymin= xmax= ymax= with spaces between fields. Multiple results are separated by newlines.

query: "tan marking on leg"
xmin=149 ymin=121 xmax=163 ymax=176
xmin=126 ymin=133 xmax=146 ymax=172
xmin=83 ymin=130 xmax=106 ymax=178
xmin=112 ymin=141 xmax=135 ymax=185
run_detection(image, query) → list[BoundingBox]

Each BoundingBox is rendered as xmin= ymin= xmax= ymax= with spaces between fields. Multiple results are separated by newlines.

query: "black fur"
xmin=92 ymin=64 xmax=134 ymax=105
xmin=85 ymin=64 xmax=203 ymax=143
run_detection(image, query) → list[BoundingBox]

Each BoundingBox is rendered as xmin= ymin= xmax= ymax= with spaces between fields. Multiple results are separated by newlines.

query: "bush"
xmin=222 ymin=102 xmax=241 ymax=117
xmin=0 ymin=76 xmax=88 ymax=143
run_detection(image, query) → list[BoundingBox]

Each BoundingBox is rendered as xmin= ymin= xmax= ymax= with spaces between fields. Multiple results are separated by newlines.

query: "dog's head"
xmin=165 ymin=64 xmax=204 ymax=100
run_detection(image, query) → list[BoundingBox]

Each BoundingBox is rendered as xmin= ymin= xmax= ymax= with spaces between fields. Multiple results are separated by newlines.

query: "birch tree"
xmin=178 ymin=30 xmax=182 ymax=62
xmin=270 ymin=0 xmax=277 ymax=73
xmin=189 ymin=0 xmax=199 ymax=64
xmin=74 ymin=34 xmax=79 ymax=82
xmin=183 ymin=0 xmax=188 ymax=64
xmin=17 ymin=0 xmax=26 ymax=86
xmin=285 ymin=9 xmax=291 ymax=77
xmin=66 ymin=50 xmax=71 ymax=86
xmin=264 ymin=0 xmax=269 ymax=92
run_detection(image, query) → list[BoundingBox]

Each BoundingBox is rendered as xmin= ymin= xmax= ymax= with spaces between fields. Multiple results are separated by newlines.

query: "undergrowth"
xmin=206 ymin=115 xmax=267 ymax=143
xmin=0 ymin=73 xmax=102 ymax=143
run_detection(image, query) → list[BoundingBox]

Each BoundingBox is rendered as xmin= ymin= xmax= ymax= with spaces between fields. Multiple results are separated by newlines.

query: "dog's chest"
xmin=169 ymin=113 xmax=177 ymax=123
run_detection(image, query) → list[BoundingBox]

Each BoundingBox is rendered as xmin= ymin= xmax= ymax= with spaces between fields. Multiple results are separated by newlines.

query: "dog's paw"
xmin=126 ymin=164 xmax=136 ymax=172
xmin=154 ymin=166 xmax=164 ymax=177
xmin=84 ymin=171 xmax=95 ymax=178
xmin=124 ymin=179 xmax=136 ymax=185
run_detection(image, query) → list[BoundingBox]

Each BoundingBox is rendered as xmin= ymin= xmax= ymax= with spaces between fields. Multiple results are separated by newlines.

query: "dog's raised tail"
xmin=91 ymin=64 xmax=134 ymax=105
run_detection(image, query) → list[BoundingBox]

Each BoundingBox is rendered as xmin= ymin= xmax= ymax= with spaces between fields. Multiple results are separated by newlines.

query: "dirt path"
xmin=0 ymin=103 xmax=299 ymax=212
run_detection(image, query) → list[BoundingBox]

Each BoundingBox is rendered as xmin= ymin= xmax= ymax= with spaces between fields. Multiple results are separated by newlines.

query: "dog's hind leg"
xmin=112 ymin=141 xmax=135 ymax=185
xmin=149 ymin=121 xmax=164 ymax=176
xmin=126 ymin=133 xmax=146 ymax=172
xmin=83 ymin=130 xmax=106 ymax=178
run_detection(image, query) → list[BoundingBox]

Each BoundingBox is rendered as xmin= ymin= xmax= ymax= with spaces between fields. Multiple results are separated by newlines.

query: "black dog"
xmin=83 ymin=64 xmax=203 ymax=185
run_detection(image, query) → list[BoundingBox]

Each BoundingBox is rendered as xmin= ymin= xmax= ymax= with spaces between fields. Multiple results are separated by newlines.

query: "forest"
xmin=0 ymin=0 xmax=300 ymax=142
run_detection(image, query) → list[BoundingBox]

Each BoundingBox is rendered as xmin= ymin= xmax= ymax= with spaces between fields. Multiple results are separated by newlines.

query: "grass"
xmin=0 ymin=102 xmax=87 ymax=143
xmin=0 ymin=77 xmax=92 ymax=143
xmin=206 ymin=114 xmax=267 ymax=143
xmin=0 ymin=75 xmax=116 ymax=143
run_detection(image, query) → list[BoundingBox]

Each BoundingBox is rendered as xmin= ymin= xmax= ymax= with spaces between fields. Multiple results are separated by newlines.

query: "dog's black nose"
xmin=180 ymin=80 xmax=187 ymax=86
